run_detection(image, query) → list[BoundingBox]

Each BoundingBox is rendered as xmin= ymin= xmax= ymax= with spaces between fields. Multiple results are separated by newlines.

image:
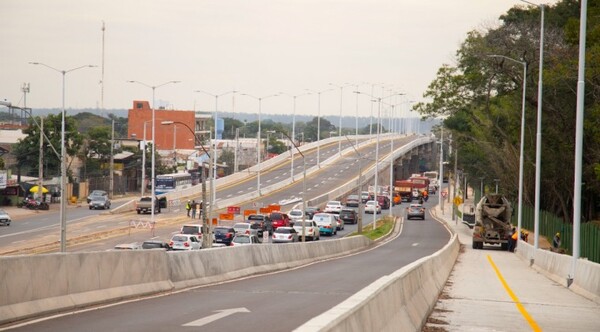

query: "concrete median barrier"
xmin=1 ymin=235 xmax=372 ymax=326
xmin=296 ymin=234 xmax=459 ymax=332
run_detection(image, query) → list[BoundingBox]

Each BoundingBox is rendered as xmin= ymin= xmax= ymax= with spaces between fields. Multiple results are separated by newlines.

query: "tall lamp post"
xmin=305 ymin=88 xmax=333 ymax=167
xmin=240 ymin=93 xmax=279 ymax=195
xmin=29 ymin=62 xmax=96 ymax=253
xmin=281 ymin=131 xmax=308 ymax=241
xmin=488 ymin=54 xmax=527 ymax=244
xmin=329 ymin=83 xmax=351 ymax=156
xmin=280 ymin=92 xmax=311 ymax=180
xmin=195 ymin=90 xmax=237 ymax=208
xmin=162 ymin=120 xmax=213 ymax=248
xmin=127 ymin=80 xmax=180 ymax=226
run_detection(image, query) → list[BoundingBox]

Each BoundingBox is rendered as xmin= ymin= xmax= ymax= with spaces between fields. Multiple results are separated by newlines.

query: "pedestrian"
xmin=186 ymin=200 xmax=191 ymax=217
xmin=507 ymin=227 xmax=517 ymax=252
xmin=520 ymin=230 xmax=529 ymax=242
xmin=553 ymin=232 xmax=561 ymax=249
xmin=191 ymin=200 xmax=197 ymax=219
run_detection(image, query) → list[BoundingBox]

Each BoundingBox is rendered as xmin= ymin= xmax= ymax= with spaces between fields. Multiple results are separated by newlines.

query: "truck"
xmin=136 ymin=196 xmax=161 ymax=214
xmin=472 ymin=194 xmax=513 ymax=250
xmin=394 ymin=180 xmax=414 ymax=202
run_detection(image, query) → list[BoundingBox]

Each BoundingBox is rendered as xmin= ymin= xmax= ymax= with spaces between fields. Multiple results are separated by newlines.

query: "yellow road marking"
xmin=487 ymin=255 xmax=542 ymax=331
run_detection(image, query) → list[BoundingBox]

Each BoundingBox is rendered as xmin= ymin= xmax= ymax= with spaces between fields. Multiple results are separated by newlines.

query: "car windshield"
xmin=327 ymin=201 xmax=340 ymax=206
xmin=275 ymin=228 xmax=292 ymax=234
xmin=234 ymin=236 xmax=250 ymax=243
xmin=247 ymin=215 xmax=264 ymax=221
xmin=181 ymin=226 xmax=200 ymax=234
xmin=142 ymin=242 xmax=164 ymax=249
xmin=90 ymin=190 xmax=106 ymax=196
xmin=270 ymin=213 xmax=283 ymax=219
xmin=171 ymin=235 xmax=188 ymax=242
xmin=340 ymin=211 xmax=353 ymax=216
xmin=214 ymin=227 xmax=230 ymax=234
xmin=233 ymin=223 xmax=249 ymax=229
xmin=290 ymin=210 xmax=302 ymax=216
xmin=294 ymin=222 xmax=312 ymax=227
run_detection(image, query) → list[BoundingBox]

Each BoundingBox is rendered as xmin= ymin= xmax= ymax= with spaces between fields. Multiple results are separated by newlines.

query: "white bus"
xmin=155 ymin=172 xmax=193 ymax=195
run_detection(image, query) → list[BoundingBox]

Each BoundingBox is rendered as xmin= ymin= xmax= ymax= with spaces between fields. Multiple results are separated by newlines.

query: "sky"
xmin=0 ymin=0 xmax=550 ymax=120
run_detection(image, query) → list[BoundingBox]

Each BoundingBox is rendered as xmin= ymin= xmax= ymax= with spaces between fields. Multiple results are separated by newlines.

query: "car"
xmin=288 ymin=209 xmax=304 ymax=224
xmin=169 ymin=234 xmax=202 ymax=250
xmin=360 ymin=191 xmax=371 ymax=203
xmin=324 ymin=201 xmax=343 ymax=214
xmin=180 ymin=224 xmax=205 ymax=240
xmin=231 ymin=234 xmax=261 ymax=246
xmin=376 ymin=195 xmax=390 ymax=210
xmin=232 ymin=222 xmax=263 ymax=238
xmin=269 ymin=211 xmax=290 ymax=230
xmin=213 ymin=226 xmax=236 ymax=246
xmin=272 ymin=227 xmax=299 ymax=243
xmin=406 ymin=203 xmax=425 ymax=220
xmin=141 ymin=240 xmax=171 ymax=250
xmin=365 ymin=200 xmax=381 ymax=214
xmin=344 ymin=195 xmax=360 ymax=207
xmin=339 ymin=208 xmax=358 ymax=224
xmin=0 ymin=209 xmax=11 ymax=226
xmin=292 ymin=220 xmax=320 ymax=241
xmin=89 ymin=195 xmax=111 ymax=210
xmin=87 ymin=190 xmax=107 ymax=203
xmin=312 ymin=213 xmax=337 ymax=236
xmin=305 ymin=206 xmax=322 ymax=220
xmin=333 ymin=214 xmax=344 ymax=230
xmin=113 ymin=242 xmax=142 ymax=250
xmin=246 ymin=214 xmax=271 ymax=233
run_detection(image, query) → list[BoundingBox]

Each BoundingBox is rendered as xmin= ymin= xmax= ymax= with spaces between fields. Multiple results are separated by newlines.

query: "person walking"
xmin=553 ymin=232 xmax=561 ymax=249
xmin=191 ymin=200 xmax=197 ymax=219
xmin=186 ymin=200 xmax=191 ymax=217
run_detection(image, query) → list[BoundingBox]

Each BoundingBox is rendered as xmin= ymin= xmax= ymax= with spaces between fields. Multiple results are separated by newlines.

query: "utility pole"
xmin=110 ymin=119 xmax=114 ymax=198
xmin=38 ymin=118 xmax=44 ymax=202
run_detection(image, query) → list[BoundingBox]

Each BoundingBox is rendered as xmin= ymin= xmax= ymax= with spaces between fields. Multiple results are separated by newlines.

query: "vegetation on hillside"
xmin=415 ymin=0 xmax=600 ymax=222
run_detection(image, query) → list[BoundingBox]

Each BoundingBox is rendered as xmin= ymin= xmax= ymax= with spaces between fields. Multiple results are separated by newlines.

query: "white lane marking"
xmin=274 ymin=176 xmax=280 ymax=180
xmin=183 ymin=308 xmax=250 ymax=327
xmin=237 ymin=190 xmax=244 ymax=194
xmin=412 ymin=243 xmax=419 ymax=247
xmin=227 ymin=194 xmax=233 ymax=198
xmin=96 ymin=225 xmax=106 ymax=229
xmin=12 ymin=240 xmax=26 ymax=244
xmin=266 ymin=179 xmax=272 ymax=183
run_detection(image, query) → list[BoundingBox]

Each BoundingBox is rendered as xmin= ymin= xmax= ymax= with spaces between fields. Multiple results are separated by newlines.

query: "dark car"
xmin=376 ymin=195 xmax=390 ymax=210
xmin=141 ymin=240 xmax=171 ymax=250
xmin=339 ymin=208 xmax=358 ymax=224
xmin=89 ymin=195 xmax=111 ymax=210
xmin=246 ymin=214 xmax=271 ymax=234
xmin=344 ymin=195 xmax=360 ymax=207
xmin=305 ymin=206 xmax=321 ymax=220
xmin=87 ymin=190 xmax=107 ymax=204
xmin=213 ymin=226 xmax=236 ymax=246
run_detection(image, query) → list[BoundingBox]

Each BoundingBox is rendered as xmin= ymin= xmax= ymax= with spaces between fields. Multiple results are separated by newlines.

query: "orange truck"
xmin=394 ymin=180 xmax=414 ymax=202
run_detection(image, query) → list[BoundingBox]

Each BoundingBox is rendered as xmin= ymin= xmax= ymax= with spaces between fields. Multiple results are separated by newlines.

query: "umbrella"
xmin=29 ymin=185 xmax=49 ymax=194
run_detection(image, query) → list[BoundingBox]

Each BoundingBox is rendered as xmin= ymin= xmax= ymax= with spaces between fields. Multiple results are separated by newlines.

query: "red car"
xmin=269 ymin=211 xmax=290 ymax=230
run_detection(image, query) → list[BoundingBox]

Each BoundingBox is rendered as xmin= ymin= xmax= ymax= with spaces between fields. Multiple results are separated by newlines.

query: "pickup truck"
xmin=136 ymin=196 xmax=161 ymax=214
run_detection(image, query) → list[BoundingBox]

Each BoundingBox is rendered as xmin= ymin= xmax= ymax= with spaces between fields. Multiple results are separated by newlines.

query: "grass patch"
xmin=349 ymin=216 xmax=395 ymax=241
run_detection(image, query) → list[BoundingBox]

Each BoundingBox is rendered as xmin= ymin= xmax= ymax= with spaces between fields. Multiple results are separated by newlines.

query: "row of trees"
xmin=9 ymin=111 xmax=389 ymax=182
xmin=415 ymin=0 xmax=600 ymax=222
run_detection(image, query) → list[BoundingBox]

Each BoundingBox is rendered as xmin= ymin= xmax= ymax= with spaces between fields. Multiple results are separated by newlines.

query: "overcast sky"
xmin=1 ymin=0 xmax=550 ymax=119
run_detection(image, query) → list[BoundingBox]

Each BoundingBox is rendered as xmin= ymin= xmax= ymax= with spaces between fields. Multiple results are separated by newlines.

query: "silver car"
xmin=292 ymin=220 xmax=320 ymax=241
xmin=406 ymin=203 xmax=425 ymax=220
xmin=0 ymin=209 xmax=11 ymax=226
xmin=89 ymin=195 xmax=111 ymax=210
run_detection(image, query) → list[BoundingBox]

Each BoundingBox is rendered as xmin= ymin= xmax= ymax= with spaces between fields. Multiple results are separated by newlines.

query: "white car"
xmin=231 ymin=234 xmax=261 ymax=246
xmin=272 ymin=227 xmax=299 ymax=243
xmin=333 ymin=214 xmax=344 ymax=231
xmin=292 ymin=220 xmax=320 ymax=241
xmin=169 ymin=234 xmax=202 ymax=250
xmin=312 ymin=213 xmax=337 ymax=236
xmin=365 ymin=200 xmax=381 ymax=214
xmin=324 ymin=201 xmax=343 ymax=214
xmin=288 ymin=209 xmax=304 ymax=224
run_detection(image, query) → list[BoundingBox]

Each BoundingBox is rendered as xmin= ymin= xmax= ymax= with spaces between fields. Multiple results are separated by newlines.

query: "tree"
xmin=13 ymin=114 xmax=83 ymax=180
xmin=303 ymin=117 xmax=336 ymax=142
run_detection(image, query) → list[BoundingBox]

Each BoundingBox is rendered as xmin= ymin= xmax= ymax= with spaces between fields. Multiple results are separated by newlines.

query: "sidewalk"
xmin=425 ymin=198 xmax=600 ymax=331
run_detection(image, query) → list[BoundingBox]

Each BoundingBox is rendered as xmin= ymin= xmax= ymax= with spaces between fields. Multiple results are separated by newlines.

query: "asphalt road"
xmin=0 ymin=135 xmax=421 ymax=253
xmin=9 ymin=195 xmax=450 ymax=331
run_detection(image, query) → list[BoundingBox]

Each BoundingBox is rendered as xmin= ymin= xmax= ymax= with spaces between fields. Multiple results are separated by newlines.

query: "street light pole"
xmin=346 ymin=136 xmax=364 ymax=234
xmin=329 ymin=83 xmax=351 ymax=156
xmin=240 ymin=93 xmax=279 ymax=195
xmin=127 ymin=80 xmax=180 ymax=227
xmin=306 ymin=89 xmax=333 ymax=168
xmin=488 ymin=54 xmax=527 ymax=242
xmin=195 ymin=90 xmax=237 ymax=208
xmin=281 ymin=92 xmax=311 ymax=181
xmin=29 ymin=62 xmax=96 ymax=253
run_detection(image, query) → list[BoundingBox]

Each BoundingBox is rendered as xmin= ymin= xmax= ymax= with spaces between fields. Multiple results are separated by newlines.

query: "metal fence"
xmin=519 ymin=204 xmax=600 ymax=264
xmin=86 ymin=175 xmax=138 ymax=196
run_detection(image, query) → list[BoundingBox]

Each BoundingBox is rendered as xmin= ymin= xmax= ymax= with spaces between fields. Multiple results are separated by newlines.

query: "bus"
xmin=155 ymin=172 xmax=193 ymax=195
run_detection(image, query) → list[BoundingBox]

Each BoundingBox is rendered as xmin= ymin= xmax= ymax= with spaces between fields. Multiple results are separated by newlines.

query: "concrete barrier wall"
xmin=296 ymin=234 xmax=459 ymax=332
xmin=516 ymin=240 xmax=600 ymax=304
xmin=0 ymin=236 xmax=372 ymax=325
xmin=0 ymin=251 xmax=172 ymax=325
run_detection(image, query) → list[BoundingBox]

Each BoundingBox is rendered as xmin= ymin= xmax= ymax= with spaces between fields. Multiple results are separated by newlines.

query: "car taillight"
xmin=169 ymin=241 xmax=173 ymax=246
xmin=226 ymin=233 xmax=232 ymax=238
xmin=272 ymin=234 xmax=276 ymax=238
xmin=184 ymin=242 xmax=189 ymax=247
xmin=288 ymin=235 xmax=292 ymax=239
xmin=245 ymin=229 xmax=250 ymax=235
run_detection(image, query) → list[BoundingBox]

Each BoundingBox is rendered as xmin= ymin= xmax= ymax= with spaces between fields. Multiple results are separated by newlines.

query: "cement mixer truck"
xmin=472 ymin=194 xmax=513 ymax=250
